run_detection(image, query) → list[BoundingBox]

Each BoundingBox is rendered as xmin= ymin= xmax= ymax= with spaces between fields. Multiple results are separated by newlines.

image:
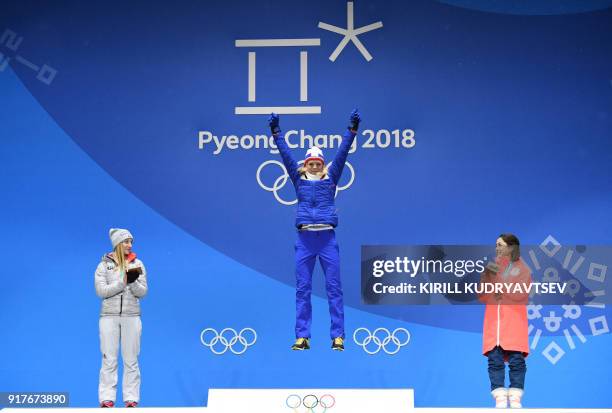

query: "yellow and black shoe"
xmin=331 ymin=337 xmax=345 ymax=351
xmin=291 ymin=337 xmax=310 ymax=350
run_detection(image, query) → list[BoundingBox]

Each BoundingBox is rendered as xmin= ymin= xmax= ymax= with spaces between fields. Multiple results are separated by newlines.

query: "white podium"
xmin=207 ymin=388 xmax=414 ymax=413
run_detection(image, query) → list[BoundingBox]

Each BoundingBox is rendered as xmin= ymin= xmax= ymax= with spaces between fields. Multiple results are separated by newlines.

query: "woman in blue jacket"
xmin=268 ymin=110 xmax=360 ymax=351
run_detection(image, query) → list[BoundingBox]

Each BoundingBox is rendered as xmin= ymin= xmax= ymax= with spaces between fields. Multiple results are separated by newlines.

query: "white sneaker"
xmin=508 ymin=388 xmax=523 ymax=408
xmin=491 ymin=388 xmax=508 ymax=408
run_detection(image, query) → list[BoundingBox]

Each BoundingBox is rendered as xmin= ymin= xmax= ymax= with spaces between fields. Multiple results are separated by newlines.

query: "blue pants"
xmin=487 ymin=346 xmax=526 ymax=391
xmin=295 ymin=230 xmax=345 ymax=339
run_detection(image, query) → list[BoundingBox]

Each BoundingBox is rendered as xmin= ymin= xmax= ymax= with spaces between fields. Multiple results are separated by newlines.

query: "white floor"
xmin=2 ymin=388 xmax=611 ymax=413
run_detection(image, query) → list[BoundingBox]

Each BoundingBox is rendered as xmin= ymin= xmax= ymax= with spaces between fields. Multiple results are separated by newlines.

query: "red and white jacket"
xmin=480 ymin=256 xmax=531 ymax=357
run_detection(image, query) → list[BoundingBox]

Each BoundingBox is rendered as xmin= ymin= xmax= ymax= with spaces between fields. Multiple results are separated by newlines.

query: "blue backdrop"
xmin=1 ymin=0 xmax=611 ymax=408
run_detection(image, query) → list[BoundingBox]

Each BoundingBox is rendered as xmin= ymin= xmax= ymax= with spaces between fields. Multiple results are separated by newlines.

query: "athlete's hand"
xmin=348 ymin=109 xmax=361 ymax=132
xmin=268 ymin=113 xmax=280 ymax=135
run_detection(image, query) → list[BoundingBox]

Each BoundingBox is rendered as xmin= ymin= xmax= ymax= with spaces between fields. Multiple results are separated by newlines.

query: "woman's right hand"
xmin=268 ymin=113 xmax=280 ymax=135
xmin=348 ymin=109 xmax=361 ymax=132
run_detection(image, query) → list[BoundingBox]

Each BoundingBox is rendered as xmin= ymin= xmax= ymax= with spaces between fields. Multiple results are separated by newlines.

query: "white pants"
xmin=98 ymin=316 xmax=142 ymax=403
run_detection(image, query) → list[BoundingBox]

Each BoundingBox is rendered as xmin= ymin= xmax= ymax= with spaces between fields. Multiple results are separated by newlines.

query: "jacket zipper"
xmin=496 ymin=262 xmax=511 ymax=347
xmin=496 ymin=303 xmax=500 ymax=346
xmin=120 ymin=295 xmax=123 ymax=316
xmin=311 ymin=183 xmax=316 ymax=222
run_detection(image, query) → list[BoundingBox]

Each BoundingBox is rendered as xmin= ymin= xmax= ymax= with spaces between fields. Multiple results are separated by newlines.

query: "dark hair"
xmin=499 ymin=233 xmax=520 ymax=261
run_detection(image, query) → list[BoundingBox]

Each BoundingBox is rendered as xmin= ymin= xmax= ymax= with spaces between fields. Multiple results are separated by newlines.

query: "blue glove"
xmin=268 ymin=113 xmax=280 ymax=135
xmin=348 ymin=109 xmax=361 ymax=131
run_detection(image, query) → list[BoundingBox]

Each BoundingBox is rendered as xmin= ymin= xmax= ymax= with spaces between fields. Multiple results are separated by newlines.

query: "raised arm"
xmin=328 ymin=109 xmax=360 ymax=184
xmin=269 ymin=113 xmax=300 ymax=184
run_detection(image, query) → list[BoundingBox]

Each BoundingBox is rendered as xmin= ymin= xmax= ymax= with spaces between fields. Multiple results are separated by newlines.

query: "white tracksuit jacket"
xmin=95 ymin=253 xmax=148 ymax=403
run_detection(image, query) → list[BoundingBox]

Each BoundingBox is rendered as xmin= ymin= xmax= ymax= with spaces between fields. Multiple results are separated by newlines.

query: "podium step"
xmin=207 ymin=388 xmax=414 ymax=413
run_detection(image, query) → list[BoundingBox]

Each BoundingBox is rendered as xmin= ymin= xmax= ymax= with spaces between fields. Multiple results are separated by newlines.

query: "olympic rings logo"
xmin=256 ymin=160 xmax=355 ymax=205
xmin=353 ymin=327 xmax=411 ymax=355
xmin=199 ymin=327 xmax=257 ymax=355
xmin=286 ymin=394 xmax=335 ymax=413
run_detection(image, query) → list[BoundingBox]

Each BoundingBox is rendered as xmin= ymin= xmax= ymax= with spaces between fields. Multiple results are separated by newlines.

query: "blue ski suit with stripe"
xmin=273 ymin=128 xmax=357 ymax=339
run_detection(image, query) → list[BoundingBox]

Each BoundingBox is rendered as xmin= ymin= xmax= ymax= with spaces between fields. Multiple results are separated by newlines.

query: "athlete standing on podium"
xmin=268 ymin=110 xmax=360 ymax=351
xmin=480 ymin=234 xmax=530 ymax=409
xmin=95 ymin=228 xmax=148 ymax=408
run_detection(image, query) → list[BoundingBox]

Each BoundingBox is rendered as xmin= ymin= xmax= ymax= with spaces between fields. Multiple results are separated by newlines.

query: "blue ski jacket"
xmin=274 ymin=129 xmax=357 ymax=228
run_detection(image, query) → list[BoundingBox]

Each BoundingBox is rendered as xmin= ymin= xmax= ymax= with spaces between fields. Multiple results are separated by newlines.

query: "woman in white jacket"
xmin=95 ymin=228 xmax=148 ymax=408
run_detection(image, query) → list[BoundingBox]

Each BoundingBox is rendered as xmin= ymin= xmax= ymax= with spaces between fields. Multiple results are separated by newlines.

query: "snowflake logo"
xmin=526 ymin=235 xmax=609 ymax=365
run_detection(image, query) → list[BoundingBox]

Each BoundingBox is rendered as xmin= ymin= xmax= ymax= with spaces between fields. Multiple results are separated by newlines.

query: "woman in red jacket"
xmin=480 ymin=234 xmax=531 ymax=409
